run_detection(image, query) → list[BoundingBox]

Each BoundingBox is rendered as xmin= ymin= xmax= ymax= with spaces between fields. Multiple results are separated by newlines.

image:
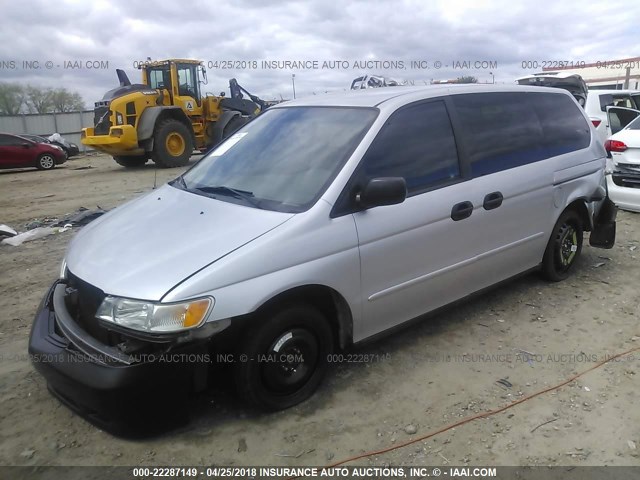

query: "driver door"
xmin=347 ymin=99 xmax=478 ymax=341
xmin=176 ymin=64 xmax=201 ymax=112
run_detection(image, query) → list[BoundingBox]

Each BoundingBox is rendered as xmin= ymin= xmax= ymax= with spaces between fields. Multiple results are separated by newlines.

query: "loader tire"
xmin=113 ymin=155 xmax=148 ymax=168
xmin=152 ymin=119 xmax=193 ymax=168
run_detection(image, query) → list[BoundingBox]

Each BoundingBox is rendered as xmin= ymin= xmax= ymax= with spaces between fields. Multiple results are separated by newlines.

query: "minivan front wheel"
xmin=542 ymin=209 xmax=583 ymax=282
xmin=235 ymin=304 xmax=334 ymax=410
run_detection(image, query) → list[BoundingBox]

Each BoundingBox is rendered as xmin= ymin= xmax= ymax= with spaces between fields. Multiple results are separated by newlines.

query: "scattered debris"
xmin=477 ymin=323 xmax=490 ymax=328
xmin=25 ymin=217 xmax=58 ymax=230
xmin=515 ymin=348 xmax=537 ymax=357
xmin=72 ymin=165 xmax=94 ymax=170
xmin=274 ymin=449 xmax=315 ymax=458
xmin=628 ymin=440 xmax=637 ymax=450
xmin=531 ymin=418 xmax=559 ymax=433
xmin=53 ymin=207 xmax=107 ymax=227
xmin=2 ymin=227 xmax=56 ymax=246
xmin=404 ymin=424 xmax=418 ymax=435
xmin=584 ymin=386 xmax=591 ymax=392
xmin=592 ymin=262 xmax=606 ymax=268
xmin=496 ymin=378 xmax=513 ymax=388
xmin=19 ymin=448 xmax=35 ymax=459
xmin=3 ymin=208 xmax=109 ymax=247
xmin=565 ymin=450 xmax=591 ymax=458
xmin=630 ymin=246 xmax=637 ymax=252
xmin=237 ymin=438 xmax=247 ymax=453
xmin=0 ymin=224 xmax=17 ymax=238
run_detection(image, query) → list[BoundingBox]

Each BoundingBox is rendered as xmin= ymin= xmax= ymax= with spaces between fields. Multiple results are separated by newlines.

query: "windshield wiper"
xmin=192 ymin=185 xmax=261 ymax=207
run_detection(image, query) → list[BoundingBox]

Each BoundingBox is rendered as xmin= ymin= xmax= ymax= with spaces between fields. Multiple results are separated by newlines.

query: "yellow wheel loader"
xmin=81 ymin=59 xmax=266 ymax=168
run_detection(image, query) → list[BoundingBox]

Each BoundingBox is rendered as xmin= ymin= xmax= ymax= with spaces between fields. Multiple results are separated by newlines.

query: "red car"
xmin=0 ymin=133 xmax=67 ymax=171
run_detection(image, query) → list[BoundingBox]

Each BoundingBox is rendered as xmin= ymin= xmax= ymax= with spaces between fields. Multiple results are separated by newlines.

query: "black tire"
xmin=36 ymin=153 xmax=56 ymax=170
xmin=235 ymin=304 xmax=334 ymax=411
xmin=113 ymin=155 xmax=148 ymax=168
xmin=222 ymin=116 xmax=246 ymax=140
xmin=541 ymin=209 xmax=583 ymax=282
xmin=151 ymin=119 xmax=193 ymax=168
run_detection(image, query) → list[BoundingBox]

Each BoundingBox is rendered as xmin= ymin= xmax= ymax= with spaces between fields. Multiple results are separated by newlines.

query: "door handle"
xmin=451 ymin=201 xmax=474 ymax=221
xmin=483 ymin=191 xmax=503 ymax=210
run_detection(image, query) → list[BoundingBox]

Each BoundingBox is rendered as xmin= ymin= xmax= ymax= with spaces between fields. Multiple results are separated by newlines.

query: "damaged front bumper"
xmin=28 ymin=281 xmax=211 ymax=436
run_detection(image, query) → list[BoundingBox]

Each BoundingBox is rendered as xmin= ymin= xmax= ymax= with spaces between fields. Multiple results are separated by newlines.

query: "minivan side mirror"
xmin=357 ymin=177 xmax=407 ymax=209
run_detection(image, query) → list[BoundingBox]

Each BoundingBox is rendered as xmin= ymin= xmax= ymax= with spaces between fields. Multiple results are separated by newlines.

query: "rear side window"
xmin=360 ymin=100 xmax=460 ymax=193
xmin=530 ymin=92 xmax=591 ymax=155
xmin=451 ymin=92 xmax=546 ymax=177
xmin=0 ymin=135 xmax=20 ymax=146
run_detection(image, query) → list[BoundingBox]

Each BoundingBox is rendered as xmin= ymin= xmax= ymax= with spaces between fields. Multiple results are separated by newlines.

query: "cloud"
xmin=0 ymin=0 xmax=639 ymax=107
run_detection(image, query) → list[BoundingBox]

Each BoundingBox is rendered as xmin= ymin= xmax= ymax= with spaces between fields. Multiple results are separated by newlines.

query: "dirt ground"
xmin=1 ymin=153 xmax=639 ymax=468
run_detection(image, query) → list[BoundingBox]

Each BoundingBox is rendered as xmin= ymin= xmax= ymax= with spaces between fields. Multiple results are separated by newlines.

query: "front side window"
xmin=358 ymin=100 xmax=460 ymax=194
xmin=148 ymin=68 xmax=170 ymax=90
xmin=181 ymin=107 xmax=378 ymax=213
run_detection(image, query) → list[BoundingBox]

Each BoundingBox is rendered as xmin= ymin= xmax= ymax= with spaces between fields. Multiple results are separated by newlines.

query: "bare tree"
xmin=51 ymin=88 xmax=85 ymax=112
xmin=26 ymin=85 xmax=54 ymax=113
xmin=455 ymin=76 xmax=479 ymax=84
xmin=0 ymin=82 xmax=25 ymax=115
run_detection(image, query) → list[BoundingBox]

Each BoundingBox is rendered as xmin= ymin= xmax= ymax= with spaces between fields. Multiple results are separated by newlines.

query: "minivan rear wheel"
xmin=235 ymin=304 xmax=333 ymax=410
xmin=541 ymin=209 xmax=583 ymax=282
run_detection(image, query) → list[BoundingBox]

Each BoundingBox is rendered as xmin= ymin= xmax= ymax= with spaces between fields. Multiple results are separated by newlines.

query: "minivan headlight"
xmin=96 ymin=296 xmax=213 ymax=333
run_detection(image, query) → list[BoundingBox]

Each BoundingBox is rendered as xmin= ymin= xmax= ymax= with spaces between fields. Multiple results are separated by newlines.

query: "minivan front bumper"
xmin=28 ymin=281 xmax=209 ymax=436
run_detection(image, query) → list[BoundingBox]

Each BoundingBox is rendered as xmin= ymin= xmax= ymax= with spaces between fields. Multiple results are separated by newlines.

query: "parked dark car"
xmin=47 ymin=133 xmax=80 ymax=158
xmin=0 ymin=133 xmax=67 ymax=170
xmin=19 ymin=133 xmax=80 ymax=159
xmin=19 ymin=134 xmax=51 ymax=144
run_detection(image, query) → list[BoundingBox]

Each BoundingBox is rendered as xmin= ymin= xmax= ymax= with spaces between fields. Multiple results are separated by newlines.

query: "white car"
xmin=606 ymin=115 xmax=640 ymax=212
xmin=585 ymin=89 xmax=640 ymax=144
xmin=516 ymin=74 xmax=640 ymax=144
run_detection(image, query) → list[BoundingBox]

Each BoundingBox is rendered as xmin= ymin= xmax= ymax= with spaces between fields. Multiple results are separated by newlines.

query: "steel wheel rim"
xmin=557 ymin=223 xmax=578 ymax=269
xmin=261 ymin=328 xmax=319 ymax=394
xmin=165 ymin=133 xmax=185 ymax=156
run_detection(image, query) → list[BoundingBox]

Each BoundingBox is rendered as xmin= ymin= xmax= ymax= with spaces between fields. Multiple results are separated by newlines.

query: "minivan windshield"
xmin=179 ymin=106 xmax=378 ymax=212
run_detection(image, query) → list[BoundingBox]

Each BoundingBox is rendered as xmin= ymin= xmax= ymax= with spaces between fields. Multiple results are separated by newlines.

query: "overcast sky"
xmin=1 ymin=0 xmax=639 ymax=108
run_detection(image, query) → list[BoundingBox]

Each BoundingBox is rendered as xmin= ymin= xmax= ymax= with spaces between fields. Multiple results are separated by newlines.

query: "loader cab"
xmin=144 ymin=61 xmax=203 ymax=112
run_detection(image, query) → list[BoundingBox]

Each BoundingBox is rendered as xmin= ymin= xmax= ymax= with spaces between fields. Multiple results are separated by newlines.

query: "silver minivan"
xmin=29 ymin=85 xmax=616 ymax=433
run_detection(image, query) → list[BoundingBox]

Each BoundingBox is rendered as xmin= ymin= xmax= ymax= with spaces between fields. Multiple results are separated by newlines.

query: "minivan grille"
xmin=66 ymin=271 xmax=111 ymax=344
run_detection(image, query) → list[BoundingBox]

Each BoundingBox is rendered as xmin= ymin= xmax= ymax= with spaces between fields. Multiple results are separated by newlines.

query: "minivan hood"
xmin=65 ymin=184 xmax=293 ymax=301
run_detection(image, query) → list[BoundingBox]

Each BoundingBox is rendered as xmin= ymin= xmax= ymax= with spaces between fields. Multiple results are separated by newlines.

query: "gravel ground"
xmin=1 ymin=154 xmax=639 ymax=468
